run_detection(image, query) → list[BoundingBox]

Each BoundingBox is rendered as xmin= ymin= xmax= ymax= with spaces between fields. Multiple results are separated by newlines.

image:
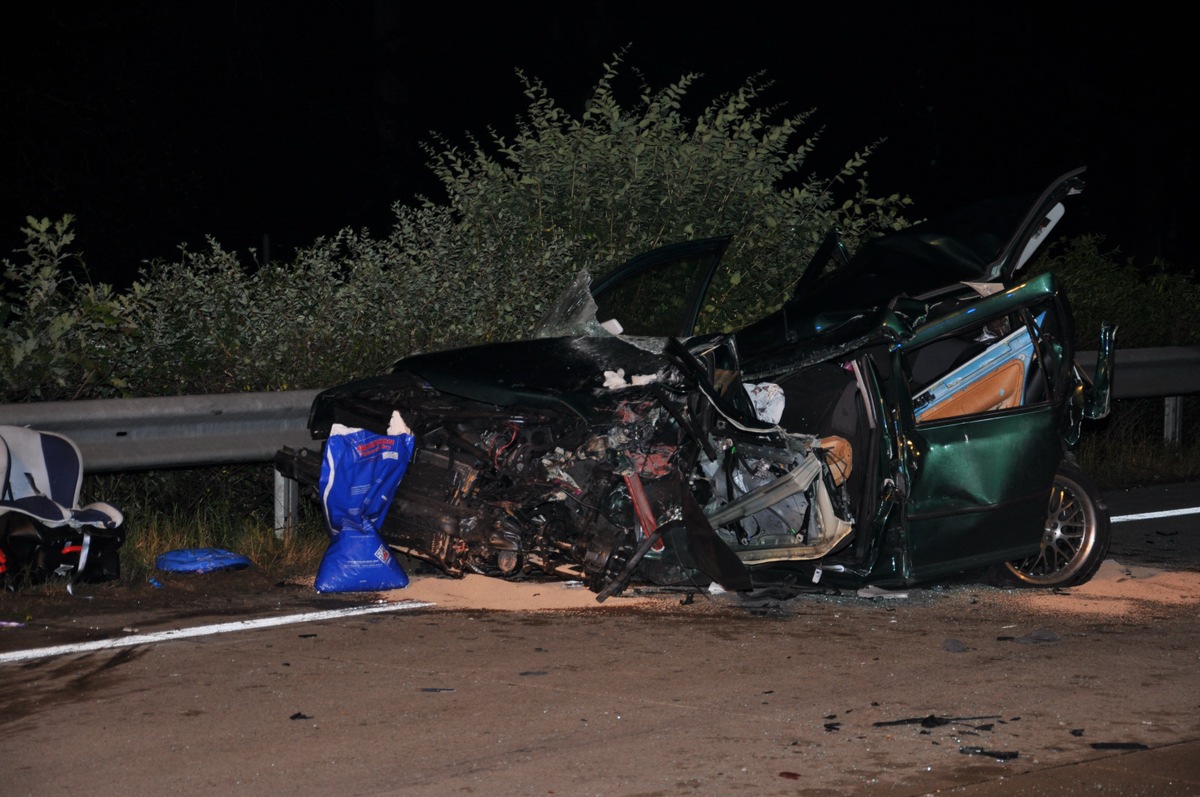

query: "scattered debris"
xmin=1090 ymin=742 xmax=1150 ymax=751
xmin=998 ymin=628 xmax=1059 ymax=644
xmin=960 ymin=746 xmax=1019 ymax=761
xmin=942 ymin=638 xmax=970 ymax=653
xmin=874 ymin=714 xmax=1001 ymax=729
xmin=289 ymin=712 xmax=312 ymax=720
xmin=857 ymin=585 xmax=910 ymax=600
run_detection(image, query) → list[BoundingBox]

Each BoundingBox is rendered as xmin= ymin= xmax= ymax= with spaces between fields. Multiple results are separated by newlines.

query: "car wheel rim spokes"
xmin=1010 ymin=476 xmax=1094 ymax=582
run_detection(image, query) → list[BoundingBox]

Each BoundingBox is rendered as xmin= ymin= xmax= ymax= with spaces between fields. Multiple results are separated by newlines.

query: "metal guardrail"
xmin=0 ymin=346 xmax=1195 ymax=538
xmin=1077 ymin=346 xmax=1200 ymax=444
xmin=0 ymin=390 xmax=321 ymax=538
xmin=1076 ymin=346 xmax=1200 ymax=399
xmin=0 ymin=390 xmax=322 ymax=472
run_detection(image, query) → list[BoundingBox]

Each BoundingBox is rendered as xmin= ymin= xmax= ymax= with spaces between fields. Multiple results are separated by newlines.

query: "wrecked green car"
xmin=277 ymin=167 xmax=1115 ymax=598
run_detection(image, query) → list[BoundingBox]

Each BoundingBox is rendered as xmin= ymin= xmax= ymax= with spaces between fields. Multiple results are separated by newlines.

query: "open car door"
xmin=896 ymin=277 xmax=1075 ymax=580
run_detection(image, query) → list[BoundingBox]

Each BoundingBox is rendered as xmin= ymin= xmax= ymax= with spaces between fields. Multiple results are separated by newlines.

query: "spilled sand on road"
xmin=1018 ymin=558 xmax=1200 ymax=617
xmin=380 ymin=573 xmax=656 ymax=611
xmin=377 ymin=558 xmax=1200 ymax=615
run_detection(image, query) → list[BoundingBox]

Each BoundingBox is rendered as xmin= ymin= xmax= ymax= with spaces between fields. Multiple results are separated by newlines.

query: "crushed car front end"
xmin=277 ymin=167 xmax=1116 ymax=598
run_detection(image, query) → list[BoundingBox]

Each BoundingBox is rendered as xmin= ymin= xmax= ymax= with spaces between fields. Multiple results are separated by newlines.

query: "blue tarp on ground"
xmin=156 ymin=548 xmax=252 ymax=573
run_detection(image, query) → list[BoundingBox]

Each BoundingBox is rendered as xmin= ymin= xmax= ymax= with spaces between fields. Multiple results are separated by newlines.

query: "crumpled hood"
xmin=394 ymin=334 xmax=671 ymax=420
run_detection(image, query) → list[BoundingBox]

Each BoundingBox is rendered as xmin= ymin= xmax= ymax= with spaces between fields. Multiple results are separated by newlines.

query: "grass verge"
xmin=92 ymin=465 xmax=328 ymax=586
xmin=1079 ymin=397 xmax=1200 ymax=490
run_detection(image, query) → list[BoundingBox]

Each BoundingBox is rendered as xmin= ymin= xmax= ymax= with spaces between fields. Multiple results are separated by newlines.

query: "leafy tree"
xmin=425 ymin=52 xmax=912 ymax=333
xmin=1030 ymin=234 xmax=1200 ymax=348
xmin=3 ymin=54 xmax=911 ymax=400
xmin=0 ymin=216 xmax=129 ymax=401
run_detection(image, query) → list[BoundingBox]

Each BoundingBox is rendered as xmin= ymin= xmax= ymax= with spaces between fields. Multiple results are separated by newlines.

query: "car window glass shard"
xmin=961 ymin=281 xmax=1004 ymax=298
xmin=850 ymin=361 xmax=878 ymax=431
xmin=792 ymin=227 xmax=850 ymax=299
xmin=589 ymin=236 xmax=730 ymax=338
xmin=532 ymin=269 xmax=607 ymax=339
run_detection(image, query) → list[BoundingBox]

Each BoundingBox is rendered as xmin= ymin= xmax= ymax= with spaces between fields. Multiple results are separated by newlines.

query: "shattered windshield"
xmin=532 ymin=269 xmax=667 ymax=353
xmin=532 ymin=270 xmax=609 ymax=339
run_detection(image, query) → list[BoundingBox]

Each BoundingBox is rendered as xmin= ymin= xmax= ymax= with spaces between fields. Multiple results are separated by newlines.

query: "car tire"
xmin=998 ymin=463 xmax=1110 ymax=588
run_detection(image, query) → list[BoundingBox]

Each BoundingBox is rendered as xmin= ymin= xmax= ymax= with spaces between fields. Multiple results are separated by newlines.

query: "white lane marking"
xmin=0 ymin=600 xmax=432 ymax=664
xmin=4 ymin=504 xmax=1198 ymax=662
xmin=1112 ymin=507 xmax=1200 ymax=523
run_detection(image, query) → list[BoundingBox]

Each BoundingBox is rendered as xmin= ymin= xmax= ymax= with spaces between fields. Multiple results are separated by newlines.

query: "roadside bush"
xmin=1030 ymin=235 xmax=1200 ymax=486
xmin=426 ymin=54 xmax=912 ymax=334
xmin=3 ymin=54 xmax=911 ymax=400
xmin=1031 ymin=234 xmax=1200 ymax=348
xmin=1077 ymin=397 xmax=1200 ymax=488
xmin=0 ymin=216 xmax=130 ymax=401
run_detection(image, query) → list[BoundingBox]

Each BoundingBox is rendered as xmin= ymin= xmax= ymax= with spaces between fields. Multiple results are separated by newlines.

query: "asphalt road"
xmin=1 ymin=483 xmax=1198 ymax=796
xmin=1108 ymin=482 xmax=1200 ymax=567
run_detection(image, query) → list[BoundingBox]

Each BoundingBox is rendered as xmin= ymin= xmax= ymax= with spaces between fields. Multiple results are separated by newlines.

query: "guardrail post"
xmin=274 ymin=471 xmax=299 ymax=540
xmin=1165 ymin=396 xmax=1183 ymax=445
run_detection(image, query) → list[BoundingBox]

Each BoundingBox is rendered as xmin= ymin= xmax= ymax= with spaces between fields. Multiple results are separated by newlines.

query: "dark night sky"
xmin=3 ymin=3 xmax=1194 ymax=285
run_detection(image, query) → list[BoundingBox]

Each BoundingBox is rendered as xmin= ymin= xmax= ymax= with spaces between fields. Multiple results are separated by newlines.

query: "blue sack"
xmin=314 ymin=527 xmax=409 ymax=592
xmin=314 ymin=422 xmax=413 ymax=593
xmin=156 ymin=547 xmax=252 ymax=573
xmin=319 ymin=423 xmax=415 ymax=537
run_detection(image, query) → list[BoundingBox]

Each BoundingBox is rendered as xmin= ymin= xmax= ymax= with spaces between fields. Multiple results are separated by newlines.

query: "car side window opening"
xmin=909 ymin=309 xmax=1050 ymax=424
xmin=592 ymin=254 xmax=712 ymax=337
xmin=775 ymin=361 xmax=873 ymax=518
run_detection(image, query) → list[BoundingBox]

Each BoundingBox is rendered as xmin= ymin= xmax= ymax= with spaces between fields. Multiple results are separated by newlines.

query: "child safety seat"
xmin=0 ymin=425 xmax=124 ymax=593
